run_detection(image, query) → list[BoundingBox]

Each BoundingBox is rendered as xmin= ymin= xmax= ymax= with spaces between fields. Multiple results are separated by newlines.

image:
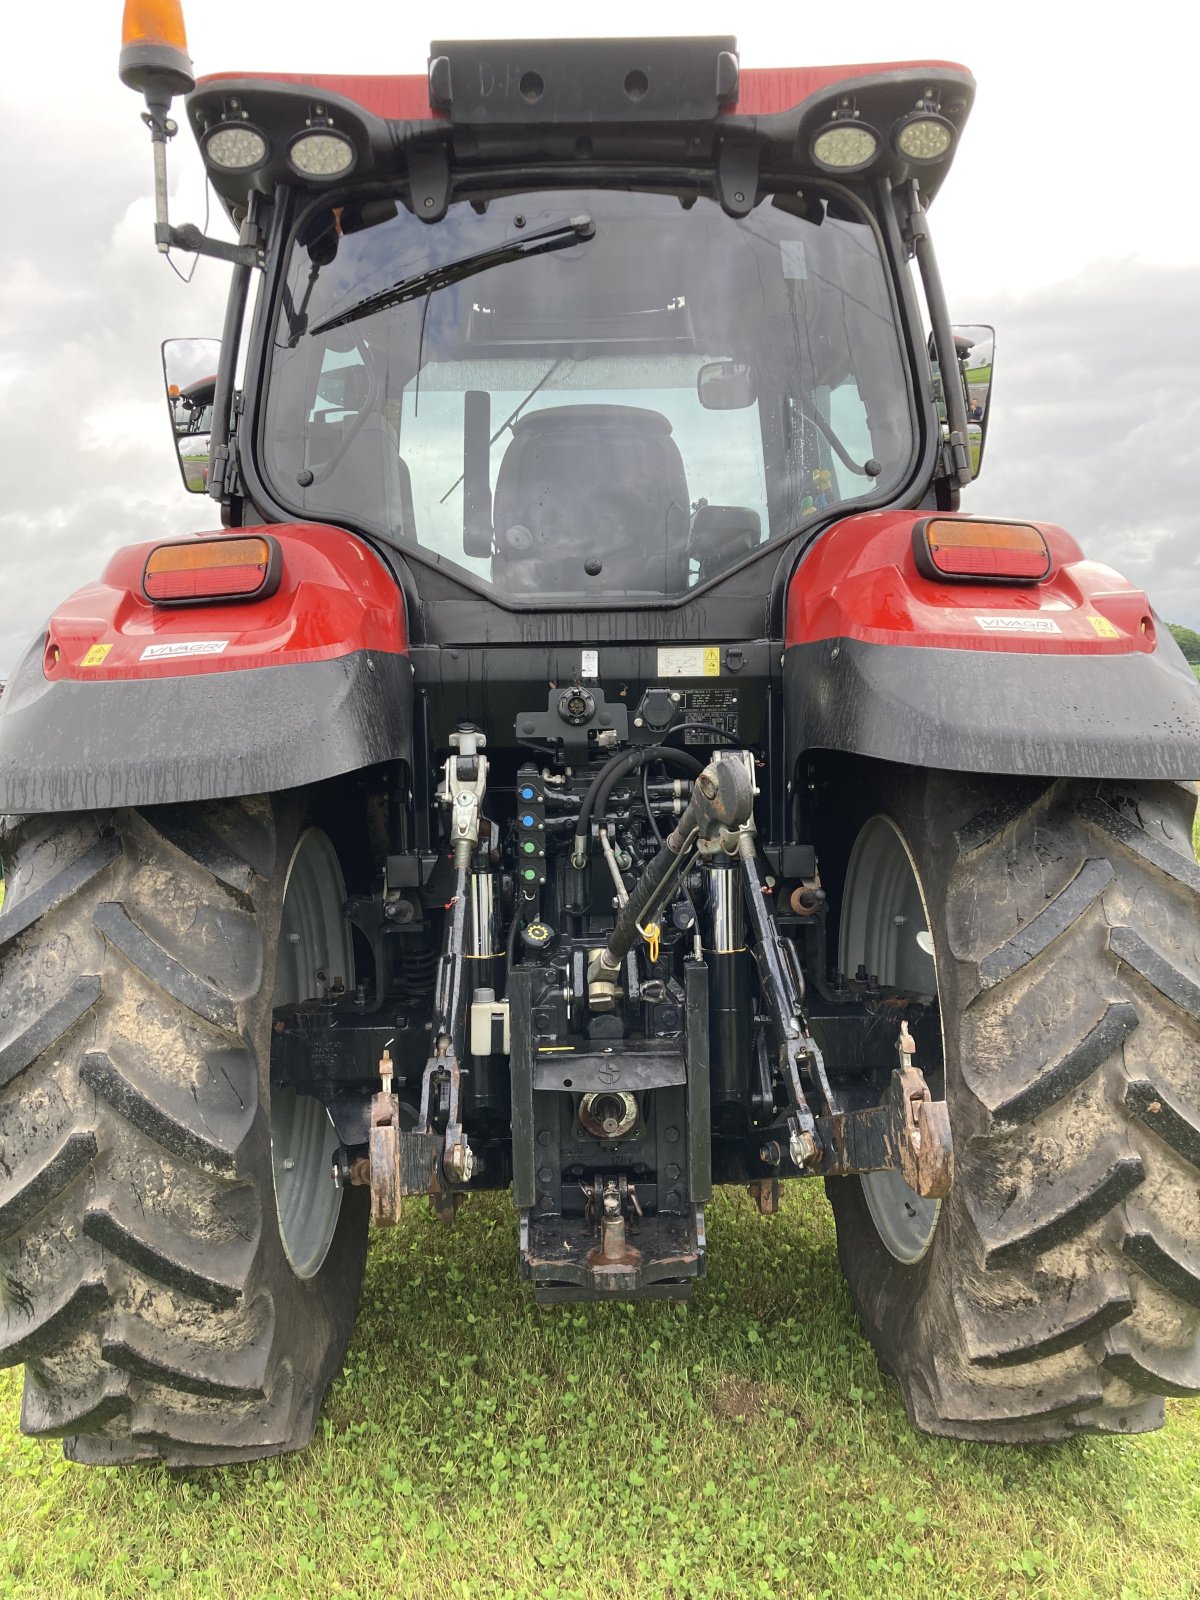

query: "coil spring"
xmin=399 ymin=944 xmax=437 ymax=996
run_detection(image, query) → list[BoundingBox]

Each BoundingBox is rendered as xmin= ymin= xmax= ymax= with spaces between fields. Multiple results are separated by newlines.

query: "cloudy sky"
xmin=1 ymin=0 xmax=1196 ymax=677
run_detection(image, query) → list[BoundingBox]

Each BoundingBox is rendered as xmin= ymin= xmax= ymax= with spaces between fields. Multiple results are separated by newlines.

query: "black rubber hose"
xmin=605 ymin=835 xmax=687 ymax=966
xmin=594 ymin=746 xmax=701 ymax=832
xmin=572 ymin=744 xmax=702 ymax=865
xmin=572 ymin=749 xmax=638 ymax=865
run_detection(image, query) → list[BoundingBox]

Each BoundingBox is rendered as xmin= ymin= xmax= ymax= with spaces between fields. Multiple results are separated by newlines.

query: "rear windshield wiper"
xmin=310 ymin=214 xmax=596 ymax=336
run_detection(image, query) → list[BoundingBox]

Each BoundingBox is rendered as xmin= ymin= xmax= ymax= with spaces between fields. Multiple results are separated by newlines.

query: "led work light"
xmin=893 ymin=111 xmax=956 ymax=164
xmin=202 ymin=123 xmax=269 ymax=172
xmin=289 ymin=131 xmax=357 ymax=179
xmin=810 ymin=106 xmax=879 ymax=173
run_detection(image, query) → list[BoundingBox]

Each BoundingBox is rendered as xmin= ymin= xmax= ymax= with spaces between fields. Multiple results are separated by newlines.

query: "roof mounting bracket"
xmin=407 ymin=142 xmax=451 ymax=223
xmin=716 ymin=137 xmax=758 ymax=219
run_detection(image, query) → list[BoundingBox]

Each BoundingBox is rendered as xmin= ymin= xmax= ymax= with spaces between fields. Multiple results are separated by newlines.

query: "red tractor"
xmin=0 ymin=2 xmax=1197 ymax=1466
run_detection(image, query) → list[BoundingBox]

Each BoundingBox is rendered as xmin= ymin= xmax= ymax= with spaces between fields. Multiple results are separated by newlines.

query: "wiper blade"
xmin=310 ymin=214 xmax=596 ymax=336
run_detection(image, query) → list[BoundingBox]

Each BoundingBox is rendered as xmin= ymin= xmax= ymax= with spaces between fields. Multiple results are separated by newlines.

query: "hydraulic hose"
xmin=604 ymin=831 xmax=692 ymax=966
xmin=597 ymin=755 xmax=754 ymax=971
xmin=572 ymin=745 xmax=703 ymax=867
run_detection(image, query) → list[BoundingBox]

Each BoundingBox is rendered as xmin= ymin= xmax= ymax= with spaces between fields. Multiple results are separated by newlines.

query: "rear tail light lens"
xmin=143 ymin=536 xmax=281 ymax=605
xmin=914 ymin=518 xmax=1051 ymax=584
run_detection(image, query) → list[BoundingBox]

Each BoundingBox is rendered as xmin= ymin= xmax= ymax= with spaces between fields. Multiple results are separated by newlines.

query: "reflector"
xmin=143 ymin=537 xmax=281 ymax=605
xmin=914 ymin=519 xmax=1051 ymax=584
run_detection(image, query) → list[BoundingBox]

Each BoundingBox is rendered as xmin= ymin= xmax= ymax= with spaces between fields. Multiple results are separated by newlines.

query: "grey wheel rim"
xmin=271 ymin=828 xmax=352 ymax=1279
xmin=839 ymin=816 xmax=942 ymax=1265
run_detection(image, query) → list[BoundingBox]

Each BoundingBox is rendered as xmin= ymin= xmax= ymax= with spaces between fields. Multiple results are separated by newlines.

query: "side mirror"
xmin=697 ymin=360 xmax=757 ymax=411
xmin=952 ymin=324 xmax=995 ymax=479
xmin=162 ymin=337 xmax=220 ymax=493
xmin=930 ymin=326 xmax=995 ymax=480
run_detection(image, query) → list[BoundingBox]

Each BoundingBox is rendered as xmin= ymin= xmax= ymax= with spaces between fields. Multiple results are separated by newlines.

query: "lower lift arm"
xmin=586 ymin=749 xmax=952 ymax=1199
xmin=736 ymin=821 xmax=951 ymax=1196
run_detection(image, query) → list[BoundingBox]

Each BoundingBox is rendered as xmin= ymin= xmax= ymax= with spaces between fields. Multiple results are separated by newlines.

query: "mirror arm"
xmin=904 ymin=180 xmax=972 ymax=487
xmin=156 ymin=221 xmax=264 ymax=270
xmin=207 ymin=201 xmax=261 ymax=503
xmin=139 ymin=101 xmax=264 ymax=270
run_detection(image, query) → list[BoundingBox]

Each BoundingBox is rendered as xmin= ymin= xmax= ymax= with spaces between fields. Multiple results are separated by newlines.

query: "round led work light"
xmin=894 ymin=111 xmax=956 ymax=164
xmin=289 ymin=131 xmax=356 ymax=179
xmin=810 ymin=121 xmax=879 ymax=173
xmin=202 ymin=123 xmax=268 ymax=172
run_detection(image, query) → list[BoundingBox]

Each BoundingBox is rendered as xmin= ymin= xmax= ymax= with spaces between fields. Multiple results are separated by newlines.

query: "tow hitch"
xmin=813 ymin=1025 xmax=953 ymax=1198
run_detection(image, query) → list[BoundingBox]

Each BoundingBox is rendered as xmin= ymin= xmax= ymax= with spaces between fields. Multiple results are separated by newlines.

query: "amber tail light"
xmin=913 ymin=518 xmax=1051 ymax=584
xmin=143 ymin=536 xmax=281 ymax=605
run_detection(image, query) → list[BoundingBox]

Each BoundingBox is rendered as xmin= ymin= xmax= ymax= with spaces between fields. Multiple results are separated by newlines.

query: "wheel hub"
xmin=271 ymin=829 xmax=353 ymax=1279
xmin=839 ymin=815 xmax=943 ymax=1264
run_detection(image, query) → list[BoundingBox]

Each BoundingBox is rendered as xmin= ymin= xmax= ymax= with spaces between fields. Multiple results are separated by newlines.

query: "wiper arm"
xmin=310 ymin=214 xmax=596 ymax=337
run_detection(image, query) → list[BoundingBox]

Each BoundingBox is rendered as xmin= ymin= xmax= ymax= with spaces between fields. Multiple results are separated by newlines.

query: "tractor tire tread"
xmin=0 ymin=801 xmax=367 ymax=1465
xmin=827 ymin=772 xmax=1200 ymax=1442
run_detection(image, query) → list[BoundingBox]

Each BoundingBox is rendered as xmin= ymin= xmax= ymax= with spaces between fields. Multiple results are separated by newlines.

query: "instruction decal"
xmin=657 ymin=646 xmax=721 ymax=677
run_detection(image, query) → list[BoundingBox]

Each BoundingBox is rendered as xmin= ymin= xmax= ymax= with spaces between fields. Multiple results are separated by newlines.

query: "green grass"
xmin=1 ymin=1186 xmax=1198 ymax=1600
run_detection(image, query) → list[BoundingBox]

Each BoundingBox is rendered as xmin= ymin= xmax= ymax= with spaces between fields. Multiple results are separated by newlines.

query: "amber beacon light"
xmin=119 ymin=0 xmax=195 ymax=100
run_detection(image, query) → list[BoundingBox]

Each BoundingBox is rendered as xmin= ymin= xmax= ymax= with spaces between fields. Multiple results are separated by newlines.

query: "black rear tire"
xmin=0 ymin=796 xmax=368 ymax=1465
xmin=824 ymin=766 xmax=1200 ymax=1441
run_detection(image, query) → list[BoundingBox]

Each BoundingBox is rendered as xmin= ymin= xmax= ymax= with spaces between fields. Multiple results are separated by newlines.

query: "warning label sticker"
xmin=140 ymin=640 xmax=229 ymax=661
xmin=80 ymin=643 xmax=112 ymax=667
xmin=974 ymin=616 xmax=1062 ymax=635
xmin=1086 ymin=614 xmax=1121 ymax=639
xmin=657 ymin=646 xmax=721 ymax=677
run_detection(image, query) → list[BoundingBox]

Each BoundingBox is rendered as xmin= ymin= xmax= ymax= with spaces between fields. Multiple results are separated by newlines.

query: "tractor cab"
xmin=142 ymin=35 xmax=984 ymax=612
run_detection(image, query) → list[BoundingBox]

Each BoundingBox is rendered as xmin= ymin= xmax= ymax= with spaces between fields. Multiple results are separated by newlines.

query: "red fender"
xmin=786 ymin=511 xmax=1158 ymax=657
xmin=43 ymin=523 xmax=406 ymax=683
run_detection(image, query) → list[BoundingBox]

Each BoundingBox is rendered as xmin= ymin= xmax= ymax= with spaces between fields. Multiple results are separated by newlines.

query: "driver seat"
xmin=491 ymin=405 xmax=690 ymax=594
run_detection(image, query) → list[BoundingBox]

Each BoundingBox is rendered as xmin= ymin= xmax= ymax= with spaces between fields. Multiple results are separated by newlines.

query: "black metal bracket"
xmin=407 ymin=143 xmax=451 ymax=223
xmin=155 ymin=221 xmax=264 ymax=268
xmin=516 ymin=685 xmax=630 ymax=764
xmin=815 ymin=1060 xmax=953 ymax=1197
xmin=716 ymin=137 xmax=759 ymax=218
